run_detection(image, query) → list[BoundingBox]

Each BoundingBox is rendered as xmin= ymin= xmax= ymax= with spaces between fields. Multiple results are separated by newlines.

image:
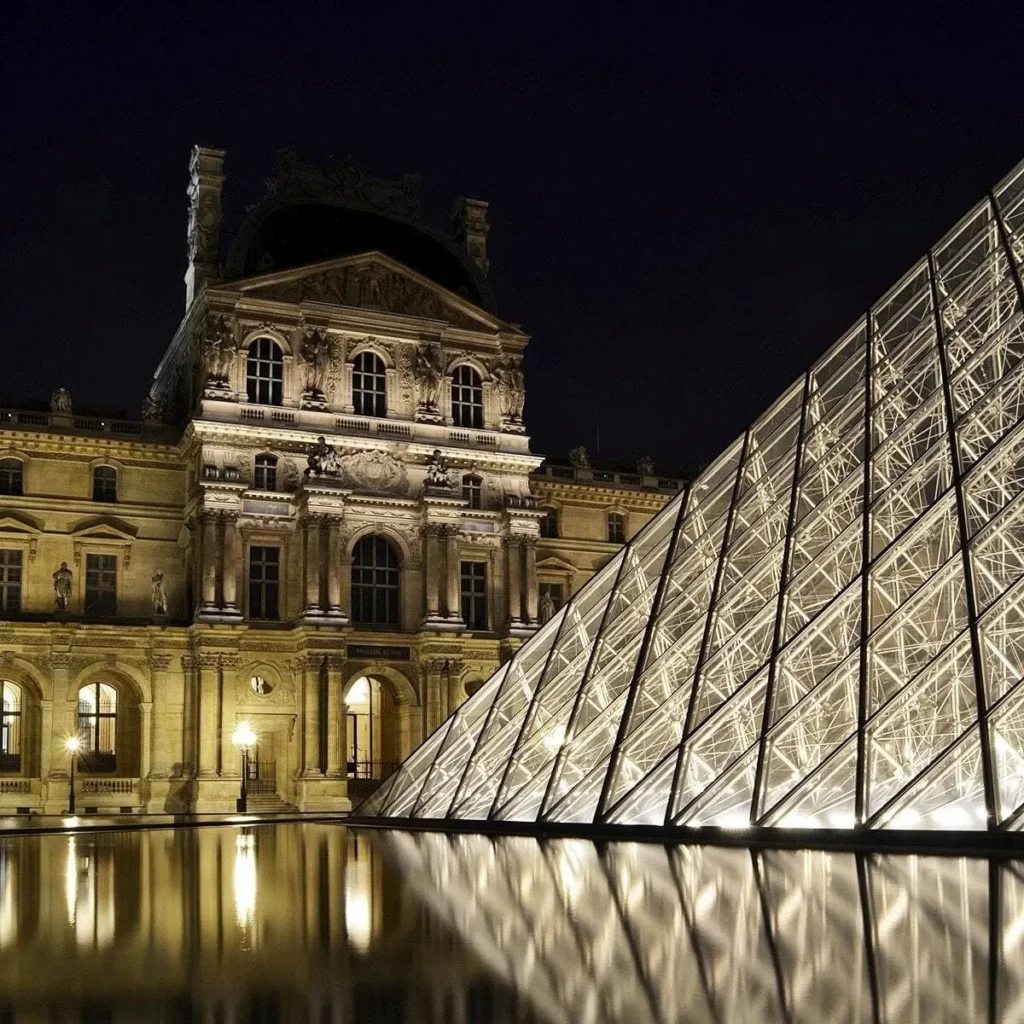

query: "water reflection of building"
xmin=0 ymin=824 xmax=538 ymax=1022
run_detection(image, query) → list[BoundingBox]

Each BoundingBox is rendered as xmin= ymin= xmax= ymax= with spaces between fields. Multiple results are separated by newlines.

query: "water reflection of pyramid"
xmin=364 ymin=158 xmax=1024 ymax=832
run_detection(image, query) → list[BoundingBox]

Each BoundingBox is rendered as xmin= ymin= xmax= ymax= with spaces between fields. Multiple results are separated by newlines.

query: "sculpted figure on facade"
xmin=568 ymin=445 xmax=590 ymax=469
xmin=414 ymin=343 xmax=444 ymax=422
xmin=539 ymin=590 xmax=557 ymax=624
xmin=151 ymin=570 xmax=168 ymax=615
xmin=52 ymin=562 xmax=73 ymax=610
xmin=200 ymin=314 xmax=236 ymax=395
xmin=50 ymin=388 xmax=73 ymax=414
xmin=637 ymin=454 xmax=655 ymax=476
xmin=337 ymin=449 xmax=407 ymax=494
xmin=492 ymin=355 xmax=526 ymax=431
xmin=425 ymin=449 xmax=455 ymax=490
xmin=306 ymin=436 xmax=341 ymax=477
xmin=141 ymin=387 xmax=167 ymax=423
xmin=300 ymin=326 xmax=335 ymax=409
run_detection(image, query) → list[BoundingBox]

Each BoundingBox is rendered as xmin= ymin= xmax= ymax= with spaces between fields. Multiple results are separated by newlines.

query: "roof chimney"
xmin=451 ymin=196 xmax=490 ymax=275
xmin=184 ymin=145 xmax=226 ymax=308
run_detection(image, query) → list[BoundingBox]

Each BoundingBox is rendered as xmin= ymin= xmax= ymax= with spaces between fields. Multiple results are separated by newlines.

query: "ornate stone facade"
xmin=0 ymin=147 xmax=678 ymax=815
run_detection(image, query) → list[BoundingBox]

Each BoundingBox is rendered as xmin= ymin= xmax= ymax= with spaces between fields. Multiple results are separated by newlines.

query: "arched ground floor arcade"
xmin=0 ymin=621 xmax=515 ymax=814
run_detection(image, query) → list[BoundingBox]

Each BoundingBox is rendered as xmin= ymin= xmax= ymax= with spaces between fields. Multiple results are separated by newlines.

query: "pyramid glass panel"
xmin=359 ymin=158 xmax=1024 ymax=835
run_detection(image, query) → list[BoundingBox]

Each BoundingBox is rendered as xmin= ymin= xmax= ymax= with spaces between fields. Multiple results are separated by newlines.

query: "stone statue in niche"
xmin=306 ymin=436 xmax=341 ymax=477
xmin=492 ymin=355 xmax=526 ymax=431
xmin=201 ymin=314 xmax=236 ymax=395
xmin=539 ymin=590 xmax=557 ymax=624
xmin=424 ymin=449 xmax=455 ymax=490
xmin=151 ymin=570 xmax=168 ymax=615
xmin=52 ymin=562 xmax=73 ymax=610
xmin=569 ymin=446 xmax=590 ymax=469
xmin=50 ymin=388 xmax=73 ymax=414
xmin=414 ymin=343 xmax=444 ymax=422
xmin=300 ymin=327 xmax=335 ymax=409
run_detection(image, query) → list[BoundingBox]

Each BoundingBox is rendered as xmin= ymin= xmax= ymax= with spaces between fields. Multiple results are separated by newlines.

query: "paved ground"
xmin=0 ymin=811 xmax=350 ymax=836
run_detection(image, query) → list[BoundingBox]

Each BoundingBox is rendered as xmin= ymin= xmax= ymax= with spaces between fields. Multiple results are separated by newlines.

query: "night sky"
xmin=3 ymin=5 xmax=1022 ymax=477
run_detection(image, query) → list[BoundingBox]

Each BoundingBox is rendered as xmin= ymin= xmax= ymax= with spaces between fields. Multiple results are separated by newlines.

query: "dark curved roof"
xmin=223 ymin=154 xmax=496 ymax=313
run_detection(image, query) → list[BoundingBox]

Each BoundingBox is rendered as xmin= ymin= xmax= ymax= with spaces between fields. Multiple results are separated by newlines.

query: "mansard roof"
xmin=223 ymin=151 xmax=496 ymax=314
xmin=358 ymin=155 xmax=1024 ymax=837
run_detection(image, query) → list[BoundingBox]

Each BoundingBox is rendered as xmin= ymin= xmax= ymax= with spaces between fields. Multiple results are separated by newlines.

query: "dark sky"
xmin=2 ymin=4 xmax=1022 ymax=476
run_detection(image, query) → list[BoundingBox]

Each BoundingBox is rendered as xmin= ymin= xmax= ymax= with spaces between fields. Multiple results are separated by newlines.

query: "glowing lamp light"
xmin=64 ymin=737 xmax=81 ymax=754
xmin=232 ymin=721 xmax=257 ymax=751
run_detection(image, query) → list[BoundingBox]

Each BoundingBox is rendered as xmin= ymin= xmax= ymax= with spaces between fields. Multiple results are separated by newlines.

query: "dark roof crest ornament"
xmin=267 ymin=149 xmax=422 ymax=222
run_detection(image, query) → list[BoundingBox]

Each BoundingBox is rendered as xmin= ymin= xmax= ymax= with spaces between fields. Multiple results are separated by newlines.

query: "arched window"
xmin=451 ymin=365 xmax=483 ymax=429
xmin=352 ymin=352 xmax=387 ymax=417
xmin=0 ymin=681 xmax=22 ymax=771
xmin=92 ymin=466 xmax=117 ymax=502
xmin=77 ymin=682 xmax=117 ymax=772
xmin=253 ymin=454 xmax=278 ymax=491
xmin=246 ymin=337 xmax=284 ymax=406
xmin=0 ymin=458 xmax=23 ymax=496
xmin=540 ymin=508 xmax=559 ymax=538
xmin=462 ymin=474 xmax=482 ymax=510
xmin=351 ymin=535 xmax=400 ymax=626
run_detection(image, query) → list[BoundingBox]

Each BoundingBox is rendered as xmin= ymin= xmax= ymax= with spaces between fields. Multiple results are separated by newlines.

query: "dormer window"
xmin=246 ymin=337 xmax=284 ymax=406
xmin=254 ymin=454 xmax=278 ymax=491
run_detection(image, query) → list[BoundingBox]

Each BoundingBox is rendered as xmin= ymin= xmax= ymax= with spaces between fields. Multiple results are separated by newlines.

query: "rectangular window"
xmin=462 ymin=475 xmax=482 ymax=509
xmin=539 ymin=582 xmax=564 ymax=612
xmin=84 ymin=554 xmax=117 ymax=617
xmin=249 ymin=546 xmax=280 ymax=620
xmin=607 ymin=513 xmax=626 ymax=543
xmin=460 ymin=561 xmax=487 ymax=630
xmin=540 ymin=510 xmax=559 ymax=538
xmin=0 ymin=550 xmax=22 ymax=615
xmin=92 ymin=466 xmax=117 ymax=502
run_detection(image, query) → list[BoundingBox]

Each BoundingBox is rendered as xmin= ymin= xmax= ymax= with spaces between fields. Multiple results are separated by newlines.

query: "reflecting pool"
xmin=0 ymin=824 xmax=1021 ymax=1022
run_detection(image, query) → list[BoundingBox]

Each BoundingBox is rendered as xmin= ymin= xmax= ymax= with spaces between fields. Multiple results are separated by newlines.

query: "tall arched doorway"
xmin=345 ymin=676 xmax=399 ymax=798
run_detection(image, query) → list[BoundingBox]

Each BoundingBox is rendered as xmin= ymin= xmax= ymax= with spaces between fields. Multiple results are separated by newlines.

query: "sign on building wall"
xmin=347 ymin=644 xmax=412 ymax=662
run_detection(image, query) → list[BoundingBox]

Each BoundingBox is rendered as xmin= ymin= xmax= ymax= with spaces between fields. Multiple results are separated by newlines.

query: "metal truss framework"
xmin=364 ymin=157 xmax=1024 ymax=834
xmin=383 ymin=831 xmax=1024 ymax=1024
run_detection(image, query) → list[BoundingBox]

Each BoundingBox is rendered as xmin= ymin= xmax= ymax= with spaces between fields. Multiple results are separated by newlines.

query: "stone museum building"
xmin=0 ymin=147 xmax=681 ymax=813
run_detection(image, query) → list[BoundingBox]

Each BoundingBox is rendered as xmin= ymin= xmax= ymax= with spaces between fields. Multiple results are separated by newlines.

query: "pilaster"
xmin=303 ymin=515 xmax=325 ymax=620
xmin=444 ymin=525 xmax=464 ymax=626
xmin=220 ymin=516 xmax=243 ymax=616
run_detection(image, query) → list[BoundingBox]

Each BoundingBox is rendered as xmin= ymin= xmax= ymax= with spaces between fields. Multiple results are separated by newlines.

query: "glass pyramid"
xmin=362 ymin=157 xmax=1024 ymax=832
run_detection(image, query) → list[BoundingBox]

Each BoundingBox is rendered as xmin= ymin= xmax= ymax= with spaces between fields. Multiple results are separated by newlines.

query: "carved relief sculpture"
xmin=300 ymin=327 xmax=335 ymax=410
xmin=337 ymin=449 xmax=407 ymax=494
xmin=492 ymin=355 xmax=526 ymax=432
xmin=53 ymin=562 xmax=73 ymax=611
xmin=414 ymin=342 xmax=444 ymax=422
xmin=50 ymin=388 xmax=73 ymax=414
xmin=306 ymin=436 xmax=341 ymax=477
xmin=151 ymin=571 xmax=168 ymax=615
xmin=424 ymin=449 xmax=456 ymax=491
xmin=200 ymin=313 xmax=236 ymax=397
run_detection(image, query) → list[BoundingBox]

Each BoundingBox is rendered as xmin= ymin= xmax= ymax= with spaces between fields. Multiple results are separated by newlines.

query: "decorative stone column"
xmin=326 ymin=656 xmax=346 ymax=777
xmin=199 ymin=515 xmax=218 ymax=614
xmin=422 ymin=524 xmax=444 ymax=625
xmin=304 ymin=516 xmax=324 ymax=619
xmin=506 ymin=537 xmax=523 ymax=628
xmin=139 ymin=701 xmax=153 ymax=780
xmin=197 ymin=655 xmax=220 ymax=777
xmin=523 ymin=536 xmax=539 ymax=627
xmin=218 ymin=655 xmax=241 ymax=778
xmin=444 ymin=525 xmax=463 ymax=625
xmin=425 ymin=660 xmax=445 ymax=733
xmin=221 ymin=515 xmax=242 ymax=616
xmin=326 ymin=521 xmax=347 ymax=621
xmin=301 ymin=655 xmax=323 ymax=777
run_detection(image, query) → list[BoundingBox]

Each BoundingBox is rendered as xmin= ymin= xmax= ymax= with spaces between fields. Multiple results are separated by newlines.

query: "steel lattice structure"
xmin=363 ymin=157 xmax=1024 ymax=833
xmin=383 ymin=831 xmax=1024 ymax=1024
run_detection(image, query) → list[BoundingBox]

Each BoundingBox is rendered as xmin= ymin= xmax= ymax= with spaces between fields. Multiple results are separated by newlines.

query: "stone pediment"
xmin=235 ymin=253 xmax=501 ymax=331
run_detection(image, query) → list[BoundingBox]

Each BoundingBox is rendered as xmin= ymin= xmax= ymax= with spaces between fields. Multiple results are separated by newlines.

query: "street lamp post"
xmin=65 ymin=736 xmax=81 ymax=815
xmin=232 ymin=720 xmax=257 ymax=813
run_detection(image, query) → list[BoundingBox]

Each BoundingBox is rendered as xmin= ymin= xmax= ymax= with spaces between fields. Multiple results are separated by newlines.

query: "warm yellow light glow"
xmin=64 ymin=836 xmax=77 ymax=927
xmin=64 ymin=736 xmax=81 ymax=753
xmin=234 ymin=833 xmax=256 ymax=932
xmin=345 ymin=855 xmax=372 ymax=953
xmin=232 ymin=720 xmax=257 ymax=750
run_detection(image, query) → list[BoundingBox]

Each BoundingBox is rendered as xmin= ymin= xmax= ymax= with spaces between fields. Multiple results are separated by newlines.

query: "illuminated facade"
xmin=365 ymin=156 xmax=1024 ymax=833
xmin=0 ymin=147 xmax=678 ymax=814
